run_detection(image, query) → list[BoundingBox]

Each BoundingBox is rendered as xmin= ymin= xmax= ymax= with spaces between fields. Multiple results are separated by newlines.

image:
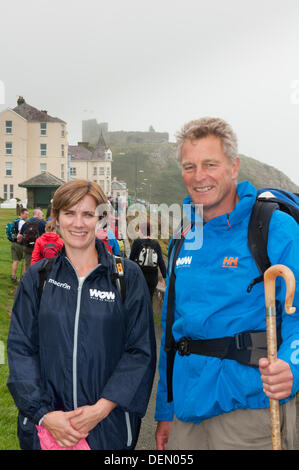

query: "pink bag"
xmin=36 ymin=425 xmax=90 ymax=450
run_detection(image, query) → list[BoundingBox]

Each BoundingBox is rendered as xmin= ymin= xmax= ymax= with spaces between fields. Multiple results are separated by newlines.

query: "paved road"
xmin=136 ymin=321 xmax=299 ymax=450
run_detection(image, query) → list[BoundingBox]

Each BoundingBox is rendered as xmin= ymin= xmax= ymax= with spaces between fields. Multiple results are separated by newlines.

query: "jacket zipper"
xmin=72 ymin=278 xmax=83 ymax=409
xmin=67 ymin=259 xmax=101 ymax=409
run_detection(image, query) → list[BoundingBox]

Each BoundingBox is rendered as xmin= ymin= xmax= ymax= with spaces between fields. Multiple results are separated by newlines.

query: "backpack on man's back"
xmin=23 ymin=221 xmax=40 ymax=247
xmin=135 ymin=239 xmax=158 ymax=268
xmin=6 ymin=218 xmax=21 ymax=242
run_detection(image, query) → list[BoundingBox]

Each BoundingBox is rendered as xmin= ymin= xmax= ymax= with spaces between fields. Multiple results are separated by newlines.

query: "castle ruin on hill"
xmin=82 ymin=119 xmax=169 ymax=147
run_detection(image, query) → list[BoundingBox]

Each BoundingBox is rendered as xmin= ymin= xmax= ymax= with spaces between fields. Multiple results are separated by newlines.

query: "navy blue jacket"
xmin=7 ymin=240 xmax=156 ymax=450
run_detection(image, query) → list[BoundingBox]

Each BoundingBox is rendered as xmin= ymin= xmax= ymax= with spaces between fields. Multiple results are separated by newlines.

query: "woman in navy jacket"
xmin=7 ymin=180 xmax=156 ymax=450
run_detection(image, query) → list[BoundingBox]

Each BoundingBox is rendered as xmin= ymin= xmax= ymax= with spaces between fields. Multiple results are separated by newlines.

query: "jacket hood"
xmin=40 ymin=232 xmax=63 ymax=242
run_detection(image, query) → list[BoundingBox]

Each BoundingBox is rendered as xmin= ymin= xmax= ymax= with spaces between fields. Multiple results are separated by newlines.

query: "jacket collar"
xmin=60 ymin=238 xmax=114 ymax=272
xmin=182 ymin=181 xmax=257 ymax=229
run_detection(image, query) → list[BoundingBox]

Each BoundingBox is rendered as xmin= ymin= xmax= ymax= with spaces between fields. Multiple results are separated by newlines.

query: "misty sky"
xmin=1 ymin=0 xmax=299 ymax=185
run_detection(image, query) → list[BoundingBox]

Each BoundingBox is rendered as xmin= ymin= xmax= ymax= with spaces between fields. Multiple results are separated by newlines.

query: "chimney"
xmin=41 ymin=110 xmax=48 ymax=114
xmin=17 ymin=96 xmax=25 ymax=105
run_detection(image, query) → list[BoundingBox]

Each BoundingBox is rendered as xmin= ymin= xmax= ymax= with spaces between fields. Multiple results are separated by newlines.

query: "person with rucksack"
xmin=130 ymin=222 xmax=166 ymax=300
xmin=6 ymin=207 xmax=29 ymax=282
xmin=30 ymin=219 xmax=64 ymax=265
xmin=7 ymin=179 xmax=156 ymax=450
xmin=17 ymin=208 xmax=46 ymax=271
xmin=155 ymin=117 xmax=299 ymax=450
xmin=96 ymin=214 xmax=121 ymax=255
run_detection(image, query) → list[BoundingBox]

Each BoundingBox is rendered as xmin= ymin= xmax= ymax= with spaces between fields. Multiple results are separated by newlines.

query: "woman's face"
xmin=58 ymin=194 xmax=98 ymax=252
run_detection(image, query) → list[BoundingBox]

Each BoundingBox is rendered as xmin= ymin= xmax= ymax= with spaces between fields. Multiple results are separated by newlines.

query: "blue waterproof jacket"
xmin=7 ymin=240 xmax=156 ymax=450
xmin=155 ymin=181 xmax=299 ymax=423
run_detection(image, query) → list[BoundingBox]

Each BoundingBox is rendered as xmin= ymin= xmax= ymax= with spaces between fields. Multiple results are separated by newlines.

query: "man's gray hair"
xmin=176 ymin=117 xmax=238 ymax=162
xmin=33 ymin=208 xmax=43 ymax=217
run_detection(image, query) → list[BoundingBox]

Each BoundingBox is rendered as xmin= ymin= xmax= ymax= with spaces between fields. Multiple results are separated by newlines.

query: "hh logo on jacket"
xmin=89 ymin=289 xmax=115 ymax=302
xmin=222 ymin=256 xmax=238 ymax=268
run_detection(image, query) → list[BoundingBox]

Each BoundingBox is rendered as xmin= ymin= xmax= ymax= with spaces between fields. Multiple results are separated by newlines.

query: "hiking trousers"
xmin=23 ymin=245 xmax=34 ymax=270
xmin=167 ymin=399 xmax=297 ymax=450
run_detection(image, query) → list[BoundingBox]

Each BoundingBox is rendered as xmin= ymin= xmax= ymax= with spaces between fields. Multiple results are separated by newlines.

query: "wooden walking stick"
xmin=264 ymin=264 xmax=296 ymax=450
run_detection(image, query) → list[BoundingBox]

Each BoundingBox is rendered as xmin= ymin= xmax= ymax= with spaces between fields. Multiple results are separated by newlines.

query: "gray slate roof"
xmin=19 ymin=172 xmax=65 ymax=188
xmin=68 ymin=141 xmax=107 ymax=162
xmin=13 ymin=101 xmax=65 ymax=123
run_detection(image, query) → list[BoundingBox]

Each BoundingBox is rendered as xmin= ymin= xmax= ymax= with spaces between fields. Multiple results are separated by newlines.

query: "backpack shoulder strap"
xmin=111 ymin=255 xmax=126 ymax=302
xmin=38 ymin=258 xmax=56 ymax=304
xmin=247 ymin=199 xmax=279 ymax=292
xmin=165 ymin=221 xmax=194 ymax=403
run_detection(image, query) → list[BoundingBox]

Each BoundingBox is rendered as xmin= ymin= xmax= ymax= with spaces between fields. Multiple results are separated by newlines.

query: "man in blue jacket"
xmin=155 ymin=117 xmax=299 ymax=450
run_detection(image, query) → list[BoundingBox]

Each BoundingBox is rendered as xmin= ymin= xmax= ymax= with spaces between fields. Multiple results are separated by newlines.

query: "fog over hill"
xmin=111 ymin=143 xmax=299 ymax=205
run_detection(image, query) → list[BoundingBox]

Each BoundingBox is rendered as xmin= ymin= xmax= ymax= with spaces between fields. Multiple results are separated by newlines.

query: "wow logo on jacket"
xmin=176 ymin=256 xmax=192 ymax=267
xmin=89 ymin=289 xmax=115 ymax=302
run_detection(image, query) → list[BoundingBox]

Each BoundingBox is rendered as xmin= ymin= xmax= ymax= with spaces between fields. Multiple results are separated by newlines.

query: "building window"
xmin=70 ymin=167 xmax=77 ymax=176
xmin=61 ymin=163 xmax=65 ymax=179
xmin=40 ymin=163 xmax=47 ymax=173
xmin=40 ymin=122 xmax=47 ymax=136
xmin=9 ymin=184 xmax=14 ymax=199
xmin=93 ymin=167 xmax=97 ymax=176
xmin=5 ymin=121 xmax=12 ymax=134
xmin=5 ymin=142 xmax=12 ymax=155
xmin=106 ymin=167 xmax=110 ymax=176
xmin=99 ymin=167 xmax=104 ymax=175
xmin=61 ymin=124 xmax=65 ymax=137
xmin=99 ymin=180 xmax=105 ymax=189
xmin=5 ymin=162 xmax=12 ymax=176
xmin=3 ymin=184 xmax=8 ymax=200
xmin=61 ymin=144 xmax=64 ymax=157
xmin=40 ymin=143 xmax=47 ymax=156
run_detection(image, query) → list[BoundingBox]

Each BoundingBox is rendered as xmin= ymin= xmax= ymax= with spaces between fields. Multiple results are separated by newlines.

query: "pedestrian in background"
xmin=8 ymin=207 xmax=29 ymax=282
xmin=130 ymin=221 xmax=166 ymax=300
xmin=17 ymin=208 xmax=46 ymax=270
xmin=31 ymin=219 xmax=64 ymax=265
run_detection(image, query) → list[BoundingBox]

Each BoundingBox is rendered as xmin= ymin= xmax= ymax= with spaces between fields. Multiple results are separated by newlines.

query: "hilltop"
xmin=111 ymin=142 xmax=299 ymax=205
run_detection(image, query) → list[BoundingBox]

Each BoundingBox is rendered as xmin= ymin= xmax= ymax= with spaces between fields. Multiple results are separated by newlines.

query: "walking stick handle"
xmin=264 ymin=264 xmax=296 ymax=450
xmin=264 ymin=264 xmax=296 ymax=315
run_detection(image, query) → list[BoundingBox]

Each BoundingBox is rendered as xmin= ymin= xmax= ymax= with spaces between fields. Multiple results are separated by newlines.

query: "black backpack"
xmin=247 ymin=188 xmax=299 ymax=291
xmin=164 ymin=188 xmax=299 ymax=402
xmin=135 ymin=240 xmax=158 ymax=268
xmin=23 ymin=221 xmax=40 ymax=246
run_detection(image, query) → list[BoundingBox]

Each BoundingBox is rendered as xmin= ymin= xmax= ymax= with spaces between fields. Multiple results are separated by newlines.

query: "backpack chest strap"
xmin=175 ymin=328 xmax=282 ymax=368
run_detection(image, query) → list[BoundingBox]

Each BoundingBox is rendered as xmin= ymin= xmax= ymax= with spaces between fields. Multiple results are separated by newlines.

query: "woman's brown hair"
xmin=52 ymin=180 xmax=107 ymax=221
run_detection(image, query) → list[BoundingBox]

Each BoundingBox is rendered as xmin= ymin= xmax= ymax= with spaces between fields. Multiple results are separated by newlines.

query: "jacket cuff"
xmin=32 ymin=407 xmax=53 ymax=425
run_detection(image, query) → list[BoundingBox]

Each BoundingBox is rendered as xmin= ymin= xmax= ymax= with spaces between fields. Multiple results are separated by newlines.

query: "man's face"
xmin=21 ymin=210 xmax=29 ymax=220
xmin=181 ymin=135 xmax=240 ymax=221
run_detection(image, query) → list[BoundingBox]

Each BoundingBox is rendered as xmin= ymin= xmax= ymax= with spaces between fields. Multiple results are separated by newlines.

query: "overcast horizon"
xmin=1 ymin=0 xmax=299 ymax=185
